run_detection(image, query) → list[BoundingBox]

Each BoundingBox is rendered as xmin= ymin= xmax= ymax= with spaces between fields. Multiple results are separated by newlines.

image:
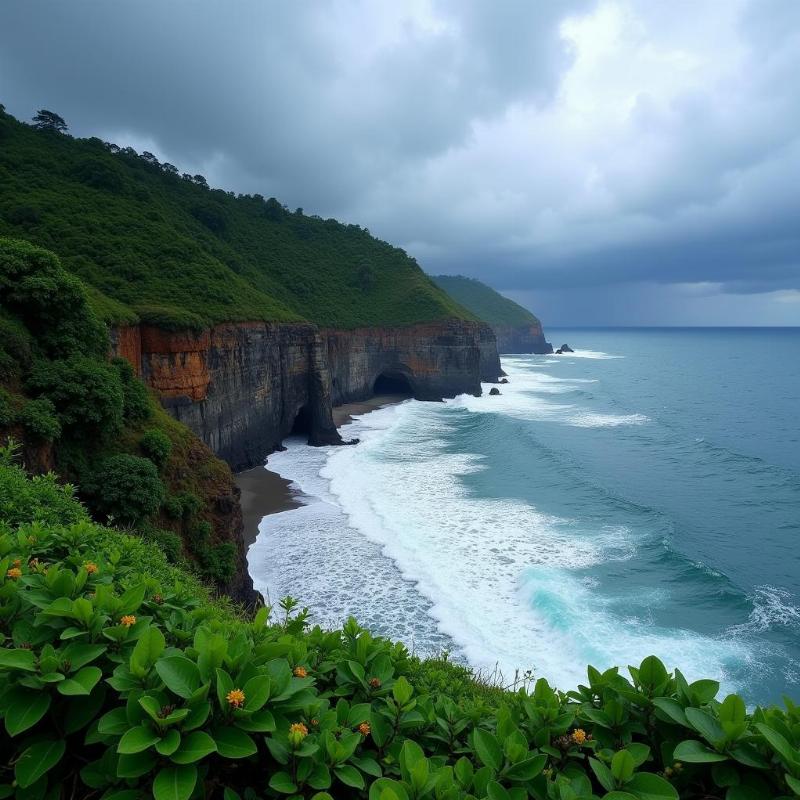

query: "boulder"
xmin=499 ymin=378 xmax=509 ymax=384
xmin=560 ymin=344 xmax=574 ymax=353
xmin=489 ymin=387 xmax=501 ymax=396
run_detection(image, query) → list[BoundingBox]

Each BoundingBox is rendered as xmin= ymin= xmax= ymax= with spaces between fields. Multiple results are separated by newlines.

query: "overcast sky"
xmin=2 ymin=0 xmax=799 ymax=325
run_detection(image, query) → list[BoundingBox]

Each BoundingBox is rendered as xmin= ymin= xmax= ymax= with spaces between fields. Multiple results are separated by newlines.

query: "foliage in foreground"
xmin=2 ymin=459 xmax=800 ymax=800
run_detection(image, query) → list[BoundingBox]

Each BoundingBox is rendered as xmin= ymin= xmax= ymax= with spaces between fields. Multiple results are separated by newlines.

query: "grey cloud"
xmin=0 ymin=0 xmax=798 ymax=325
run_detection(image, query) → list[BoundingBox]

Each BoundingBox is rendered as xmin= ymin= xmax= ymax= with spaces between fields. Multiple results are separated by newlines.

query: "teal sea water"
xmin=249 ymin=327 xmax=800 ymax=705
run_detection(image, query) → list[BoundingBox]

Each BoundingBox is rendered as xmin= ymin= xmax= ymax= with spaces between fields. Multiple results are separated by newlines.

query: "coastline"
xmin=236 ymin=393 xmax=408 ymax=549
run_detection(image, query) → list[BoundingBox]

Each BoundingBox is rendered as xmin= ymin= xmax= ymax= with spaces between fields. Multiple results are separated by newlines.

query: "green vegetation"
xmin=2 ymin=455 xmax=800 ymax=800
xmin=432 ymin=276 xmax=540 ymax=328
xmin=0 ymin=236 xmax=243 ymax=589
xmin=0 ymin=108 xmax=473 ymax=329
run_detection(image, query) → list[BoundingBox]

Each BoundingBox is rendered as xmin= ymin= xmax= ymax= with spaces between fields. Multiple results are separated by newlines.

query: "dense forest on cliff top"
xmin=0 ymin=107 xmax=473 ymax=329
xmin=432 ymin=275 xmax=541 ymax=328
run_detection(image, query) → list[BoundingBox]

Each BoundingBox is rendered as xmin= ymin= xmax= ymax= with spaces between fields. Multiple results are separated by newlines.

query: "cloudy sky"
xmin=2 ymin=0 xmax=799 ymax=325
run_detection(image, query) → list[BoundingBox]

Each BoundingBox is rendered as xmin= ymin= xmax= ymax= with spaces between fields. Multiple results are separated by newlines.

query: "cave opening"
xmin=373 ymin=371 xmax=413 ymax=397
xmin=291 ymin=404 xmax=312 ymax=435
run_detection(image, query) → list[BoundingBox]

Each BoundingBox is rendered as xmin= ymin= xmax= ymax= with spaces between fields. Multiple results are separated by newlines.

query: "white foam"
xmin=555 ymin=349 xmax=623 ymax=360
xmin=568 ymin=412 xmax=650 ymax=428
xmin=247 ymin=356 xmax=755 ymax=693
xmin=727 ymin=586 xmax=800 ymax=635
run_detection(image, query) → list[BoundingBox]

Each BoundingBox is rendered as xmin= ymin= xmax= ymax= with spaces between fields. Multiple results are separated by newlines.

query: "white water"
xmin=247 ymin=356 xmax=758 ymax=691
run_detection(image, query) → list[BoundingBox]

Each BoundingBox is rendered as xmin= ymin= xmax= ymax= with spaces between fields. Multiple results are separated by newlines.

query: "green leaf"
xmin=351 ymin=756 xmax=382 ymax=778
xmin=612 ymin=750 xmax=635 ymax=783
xmin=4 ymin=691 xmax=51 ymax=736
xmin=392 ymin=676 xmax=413 ymax=706
xmin=155 ymin=656 xmax=201 ymax=699
xmin=152 ymin=765 xmax=197 ymax=800
xmin=117 ymin=724 xmax=160 ymax=754
xmin=334 ymin=765 xmax=365 ymax=790
xmin=685 ymin=707 xmax=725 ymax=748
xmin=504 ymin=753 xmax=547 ymax=781
xmin=130 ymin=626 xmax=165 ymax=674
xmin=673 ymin=739 xmax=729 ymax=763
xmin=487 ymin=782 xmax=511 ymax=800
xmin=308 ymin=762 xmax=332 ymax=790
xmin=57 ymin=665 xmax=102 ymax=695
xmin=590 ymin=758 xmax=616 ymax=793
xmin=756 ymin=723 xmax=797 ymax=766
xmin=785 ymin=774 xmax=800 ymax=796
xmin=474 ymin=728 xmax=503 ymax=771
xmin=97 ymin=707 xmax=129 ymax=735
xmin=652 ymin=698 xmax=688 ymax=727
xmin=626 ymin=772 xmax=679 ymax=800
xmin=638 ymin=656 xmax=668 ymax=689
xmin=269 ymin=772 xmax=297 ymax=794
xmin=0 ymin=648 xmax=36 ymax=671
xmin=155 ymin=729 xmax=181 ymax=757
xmin=15 ymin=740 xmax=65 ymax=789
xmin=61 ymin=642 xmax=107 ymax=671
xmin=214 ymin=726 xmax=257 ymax=758
xmin=242 ymin=674 xmax=270 ymax=712
xmin=171 ymin=731 xmax=217 ymax=764
xmin=116 ymin=751 xmax=156 ymax=778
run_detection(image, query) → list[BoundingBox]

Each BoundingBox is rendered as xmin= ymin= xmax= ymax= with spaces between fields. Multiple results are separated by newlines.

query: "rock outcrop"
xmin=493 ymin=322 xmax=553 ymax=355
xmin=111 ymin=319 xmax=496 ymax=470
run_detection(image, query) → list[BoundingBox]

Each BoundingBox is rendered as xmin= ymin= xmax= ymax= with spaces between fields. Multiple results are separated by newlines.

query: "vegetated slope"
xmin=0 ymin=107 xmax=473 ymax=329
xmin=1 ymin=455 xmax=796 ymax=800
xmin=432 ymin=274 xmax=540 ymax=327
xmin=0 ymin=237 xmax=247 ymax=594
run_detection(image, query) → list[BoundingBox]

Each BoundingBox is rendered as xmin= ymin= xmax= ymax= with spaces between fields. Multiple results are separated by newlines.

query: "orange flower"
xmin=288 ymin=721 xmax=309 ymax=747
xmin=358 ymin=722 xmax=371 ymax=736
xmin=120 ymin=614 xmax=136 ymax=627
xmin=571 ymin=728 xmax=587 ymax=745
xmin=226 ymin=688 xmax=246 ymax=708
xmin=293 ymin=665 xmax=308 ymax=678
xmin=12 ymin=558 xmax=21 ymax=567
xmin=6 ymin=567 xmax=22 ymax=580
xmin=368 ymin=677 xmax=382 ymax=689
xmin=84 ymin=562 xmax=98 ymax=574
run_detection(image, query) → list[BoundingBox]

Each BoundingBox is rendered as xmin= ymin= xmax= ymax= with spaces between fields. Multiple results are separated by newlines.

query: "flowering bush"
xmin=1 ymin=461 xmax=800 ymax=800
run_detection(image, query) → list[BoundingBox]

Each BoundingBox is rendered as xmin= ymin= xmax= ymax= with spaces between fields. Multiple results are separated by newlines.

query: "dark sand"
xmin=236 ymin=394 xmax=408 ymax=548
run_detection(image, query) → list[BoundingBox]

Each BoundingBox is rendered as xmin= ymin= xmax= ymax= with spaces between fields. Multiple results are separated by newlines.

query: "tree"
xmin=32 ymin=109 xmax=68 ymax=133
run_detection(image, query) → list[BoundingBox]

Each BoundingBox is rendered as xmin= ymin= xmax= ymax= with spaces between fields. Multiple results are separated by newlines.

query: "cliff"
xmin=431 ymin=275 xmax=553 ymax=354
xmin=493 ymin=322 xmax=553 ymax=355
xmin=111 ymin=319 xmax=496 ymax=471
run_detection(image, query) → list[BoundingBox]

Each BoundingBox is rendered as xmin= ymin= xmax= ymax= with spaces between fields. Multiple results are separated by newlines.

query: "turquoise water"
xmin=250 ymin=328 xmax=800 ymax=705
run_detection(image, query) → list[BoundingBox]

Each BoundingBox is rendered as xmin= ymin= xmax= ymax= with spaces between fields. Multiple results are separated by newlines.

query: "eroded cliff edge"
xmin=493 ymin=322 xmax=554 ymax=355
xmin=111 ymin=320 xmax=498 ymax=471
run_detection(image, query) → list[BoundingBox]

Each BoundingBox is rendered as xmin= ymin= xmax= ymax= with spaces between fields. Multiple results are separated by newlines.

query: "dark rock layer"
xmin=492 ymin=323 xmax=553 ymax=354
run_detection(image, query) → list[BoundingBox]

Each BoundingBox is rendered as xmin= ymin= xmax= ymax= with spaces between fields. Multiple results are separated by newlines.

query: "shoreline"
xmin=236 ymin=394 xmax=409 ymax=549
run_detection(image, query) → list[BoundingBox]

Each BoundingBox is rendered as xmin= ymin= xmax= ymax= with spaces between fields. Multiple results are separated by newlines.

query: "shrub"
xmin=87 ymin=453 xmax=165 ymax=524
xmin=0 ymin=237 xmax=108 ymax=358
xmin=187 ymin=518 xmax=212 ymax=551
xmin=140 ymin=525 xmax=184 ymax=564
xmin=0 ymin=463 xmax=799 ymax=800
xmin=163 ymin=490 xmax=203 ymax=520
xmin=112 ymin=357 xmax=151 ymax=423
xmin=18 ymin=397 xmax=61 ymax=441
xmin=200 ymin=540 xmax=237 ymax=583
xmin=0 ymin=388 xmax=13 ymax=427
xmin=140 ymin=428 xmax=172 ymax=469
xmin=26 ymin=355 xmax=124 ymax=436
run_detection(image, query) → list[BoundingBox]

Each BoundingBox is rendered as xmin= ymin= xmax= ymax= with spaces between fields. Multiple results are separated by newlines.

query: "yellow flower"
xmin=120 ymin=614 xmax=136 ymax=627
xmin=288 ymin=722 xmax=309 ymax=748
xmin=571 ymin=728 xmax=587 ymax=745
xmin=293 ymin=665 xmax=308 ymax=678
xmin=12 ymin=558 xmax=21 ymax=567
xmin=6 ymin=567 xmax=22 ymax=581
xmin=84 ymin=562 xmax=98 ymax=574
xmin=226 ymin=688 xmax=246 ymax=708
xmin=358 ymin=722 xmax=371 ymax=736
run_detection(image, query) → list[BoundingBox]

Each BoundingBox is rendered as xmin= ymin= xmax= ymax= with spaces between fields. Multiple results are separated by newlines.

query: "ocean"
xmin=247 ymin=327 xmax=800 ymax=705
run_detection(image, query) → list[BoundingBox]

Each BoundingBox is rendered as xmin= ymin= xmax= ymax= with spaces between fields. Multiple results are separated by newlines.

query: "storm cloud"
xmin=1 ymin=0 xmax=798 ymax=324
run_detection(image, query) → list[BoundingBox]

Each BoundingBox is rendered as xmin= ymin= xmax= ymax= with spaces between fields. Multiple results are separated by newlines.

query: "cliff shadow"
xmin=290 ymin=404 xmax=312 ymax=435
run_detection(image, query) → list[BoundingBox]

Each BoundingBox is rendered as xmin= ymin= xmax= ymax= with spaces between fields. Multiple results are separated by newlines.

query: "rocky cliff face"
xmin=111 ymin=318 xmax=499 ymax=604
xmin=493 ymin=323 xmax=553 ymax=354
xmin=112 ymin=319 xmax=496 ymax=469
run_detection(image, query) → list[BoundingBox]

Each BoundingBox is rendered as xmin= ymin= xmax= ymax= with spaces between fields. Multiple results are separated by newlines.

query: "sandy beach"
xmin=236 ymin=394 xmax=408 ymax=548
